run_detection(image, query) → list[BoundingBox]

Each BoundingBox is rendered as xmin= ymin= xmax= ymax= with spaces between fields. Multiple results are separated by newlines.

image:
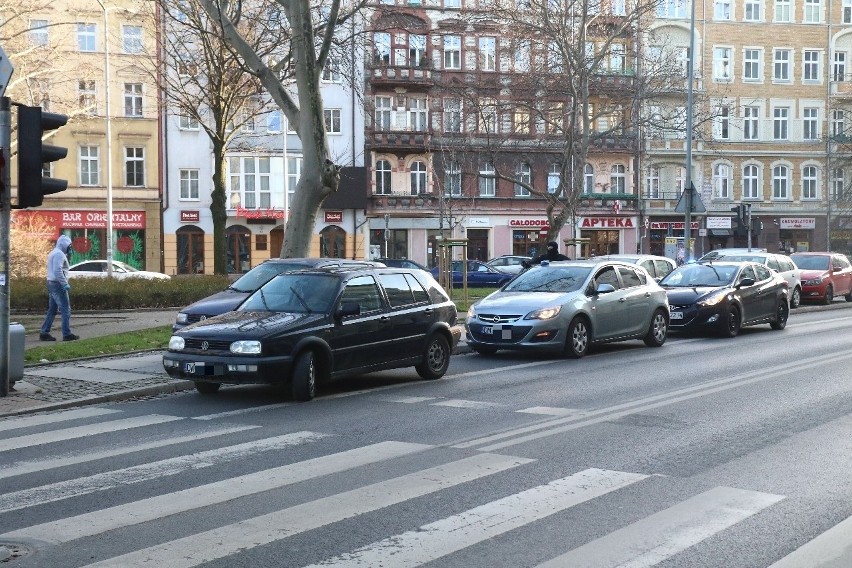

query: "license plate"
xmin=670 ymin=311 xmax=683 ymax=320
xmin=184 ymin=362 xmax=203 ymax=373
xmin=482 ymin=326 xmax=493 ymax=335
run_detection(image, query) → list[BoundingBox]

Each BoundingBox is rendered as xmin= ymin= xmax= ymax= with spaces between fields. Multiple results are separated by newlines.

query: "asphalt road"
xmin=2 ymin=306 xmax=852 ymax=567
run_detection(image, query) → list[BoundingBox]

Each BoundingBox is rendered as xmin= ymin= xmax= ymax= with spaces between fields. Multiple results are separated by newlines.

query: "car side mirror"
xmin=336 ymin=300 xmax=360 ymax=319
xmin=595 ymin=283 xmax=616 ymax=295
xmin=737 ymin=277 xmax=755 ymax=288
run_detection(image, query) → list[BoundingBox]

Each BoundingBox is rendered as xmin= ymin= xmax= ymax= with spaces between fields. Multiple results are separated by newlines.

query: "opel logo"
xmin=201 ymin=341 xmax=209 ymax=351
xmin=487 ymin=315 xmax=501 ymax=323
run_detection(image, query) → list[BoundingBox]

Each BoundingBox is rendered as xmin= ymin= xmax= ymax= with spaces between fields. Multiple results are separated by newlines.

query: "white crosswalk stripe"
xmin=0 ymin=407 xmax=122 ymax=432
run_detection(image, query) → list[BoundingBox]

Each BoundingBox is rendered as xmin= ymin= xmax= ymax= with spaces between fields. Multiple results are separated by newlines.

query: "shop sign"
xmin=235 ymin=206 xmax=286 ymax=220
xmin=706 ymin=216 xmax=732 ymax=229
xmin=180 ymin=210 xmax=200 ymax=223
xmin=510 ymin=219 xmax=549 ymax=227
xmin=14 ymin=209 xmax=146 ymax=230
xmin=465 ymin=217 xmax=491 ymax=227
xmin=325 ymin=211 xmax=343 ymax=223
xmin=780 ymin=217 xmax=815 ymax=229
xmin=650 ymin=221 xmax=700 ymax=230
xmin=580 ymin=217 xmax=635 ymax=228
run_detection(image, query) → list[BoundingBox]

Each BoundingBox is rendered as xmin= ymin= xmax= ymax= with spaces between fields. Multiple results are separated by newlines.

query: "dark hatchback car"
xmin=660 ymin=261 xmax=789 ymax=337
xmin=377 ymin=257 xmax=430 ymax=271
xmin=430 ymin=260 xmax=514 ymax=288
xmin=163 ymin=266 xmax=462 ymax=401
xmin=173 ymin=258 xmax=384 ymax=330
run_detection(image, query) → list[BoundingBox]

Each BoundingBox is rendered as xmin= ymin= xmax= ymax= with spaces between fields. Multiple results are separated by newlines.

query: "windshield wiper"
xmin=290 ymin=287 xmax=312 ymax=313
xmin=257 ymin=288 xmax=271 ymax=311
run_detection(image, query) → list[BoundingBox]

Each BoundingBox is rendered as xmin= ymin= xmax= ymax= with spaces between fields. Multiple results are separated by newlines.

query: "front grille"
xmin=475 ymin=314 xmax=523 ymax=324
xmin=184 ymin=338 xmax=233 ymax=352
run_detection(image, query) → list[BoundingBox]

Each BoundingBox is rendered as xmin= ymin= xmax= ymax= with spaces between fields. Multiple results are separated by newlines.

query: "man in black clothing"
xmin=522 ymin=241 xmax=570 ymax=268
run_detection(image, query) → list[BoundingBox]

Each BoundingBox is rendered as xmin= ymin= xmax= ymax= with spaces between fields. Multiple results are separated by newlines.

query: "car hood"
xmin=474 ymin=291 xmax=579 ymax=313
xmin=797 ymin=269 xmax=829 ymax=280
xmin=179 ymin=289 xmax=251 ymax=316
xmin=177 ymin=310 xmax=326 ymax=338
xmin=663 ymin=286 xmax=728 ymax=304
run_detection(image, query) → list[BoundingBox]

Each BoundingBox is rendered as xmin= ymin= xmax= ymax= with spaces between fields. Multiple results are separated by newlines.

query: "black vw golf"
xmin=163 ymin=266 xmax=461 ymax=401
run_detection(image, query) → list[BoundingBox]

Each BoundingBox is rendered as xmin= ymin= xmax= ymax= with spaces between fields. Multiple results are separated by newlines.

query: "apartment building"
xmin=8 ymin=0 xmax=163 ymax=272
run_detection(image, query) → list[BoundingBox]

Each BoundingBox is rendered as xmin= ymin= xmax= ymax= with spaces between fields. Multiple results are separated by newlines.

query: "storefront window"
xmin=177 ymin=226 xmax=205 ymax=274
xmin=226 ymin=225 xmax=252 ymax=274
xmin=466 ymin=229 xmax=489 ymax=261
xmin=371 ymin=228 xmax=407 ymax=259
xmin=581 ymin=229 xmax=620 ymax=256
xmin=512 ymin=229 xmax=540 ymax=256
xmin=320 ymin=225 xmax=347 ymax=258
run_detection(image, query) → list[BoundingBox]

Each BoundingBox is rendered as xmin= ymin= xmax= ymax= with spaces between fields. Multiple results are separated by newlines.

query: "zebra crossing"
xmin=0 ymin=406 xmax=847 ymax=567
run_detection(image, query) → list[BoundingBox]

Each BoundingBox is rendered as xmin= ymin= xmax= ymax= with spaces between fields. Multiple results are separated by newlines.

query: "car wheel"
xmin=770 ymin=298 xmax=789 ymax=330
xmin=291 ymin=351 xmax=317 ymax=402
xmin=564 ymin=316 xmax=590 ymax=359
xmin=790 ymin=286 xmax=801 ymax=309
xmin=643 ymin=309 xmax=668 ymax=347
xmin=416 ymin=334 xmax=450 ymax=380
xmin=721 ymin=305 xmax=741 ymax=338
xmin=194 ymin=381 xmax=220 ymax=394
xmin=823 ymin=284 xmax=834 ymax=305
xmin=845 ymin=287 xmax=852 ymax=302
xmin=471 ymin=345 xmax=498 ymax=356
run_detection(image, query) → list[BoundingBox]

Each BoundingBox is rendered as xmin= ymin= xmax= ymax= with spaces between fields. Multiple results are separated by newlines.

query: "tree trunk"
xmin=210 ymin=138 xmax=228 ymax=274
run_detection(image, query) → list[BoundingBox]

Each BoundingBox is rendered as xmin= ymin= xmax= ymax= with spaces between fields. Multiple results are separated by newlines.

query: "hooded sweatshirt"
xmin=46 ymin=234 xmax=72 ymax=287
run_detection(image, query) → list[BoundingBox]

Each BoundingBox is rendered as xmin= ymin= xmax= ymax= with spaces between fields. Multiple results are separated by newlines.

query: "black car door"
xmin=377 ymin=272 xmax=432 ymax=362
xmin=736 ymin=265 xmax=762 ymax=323
xmin=330 ymin=275 xmax=389 ymax=372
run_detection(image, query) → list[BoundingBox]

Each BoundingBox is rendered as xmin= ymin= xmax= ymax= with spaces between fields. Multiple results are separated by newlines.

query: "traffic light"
xmin=731 ymin=204 xmax=747 ymax=236
xmin=16 ymin=104 xmax=68 ymax=208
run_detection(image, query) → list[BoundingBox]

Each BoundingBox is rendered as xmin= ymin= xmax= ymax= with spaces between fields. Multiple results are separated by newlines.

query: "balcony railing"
xmin=367 ymin=62 xmax=434 ymax=88
xmin=366 ymin=129 xmax=432 ymax=150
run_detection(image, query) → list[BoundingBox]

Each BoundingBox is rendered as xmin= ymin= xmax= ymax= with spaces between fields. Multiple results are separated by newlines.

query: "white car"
xmin=486 ymin=255 xmax=532 ymax=275
xmin=68 ymin=260 xmax=171 ymax=280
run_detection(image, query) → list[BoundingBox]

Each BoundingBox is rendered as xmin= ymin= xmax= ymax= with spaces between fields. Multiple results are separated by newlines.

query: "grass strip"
xmin=25 ymin=326 xmax=173 ymax=364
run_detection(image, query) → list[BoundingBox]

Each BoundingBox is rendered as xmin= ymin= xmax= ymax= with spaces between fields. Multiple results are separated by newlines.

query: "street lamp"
xmin=96 ymin=0 xmax=114 ymax=277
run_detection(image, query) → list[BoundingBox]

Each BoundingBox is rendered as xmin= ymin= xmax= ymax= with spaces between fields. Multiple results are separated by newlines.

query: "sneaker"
xmin=63 ymin=334 xmax=80 ymax=341
xmin=39 ymin=333 xmax=56 ymax=341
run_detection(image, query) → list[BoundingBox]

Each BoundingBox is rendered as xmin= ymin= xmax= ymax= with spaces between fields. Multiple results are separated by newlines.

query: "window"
xmin=804 ymin=0 xmax=821 ymax=23
xmin=29 ymin=19 xmax=49 ymax=46
xmin=78 ymin=80 xmax=96 ymax=114
xmin=515 ymin=163 xmax=531 ymax=196
xmin=802 ymin=166 xmax=818 ymax=199
xmin=267 ymin=110 xmax=281 ymax=133
xmin=833 ymin=109 xmax=845 ymax=137
xmin=715 ymin=105 xmax=731 ymax=139
xmin=409 ymin=98 xmax=427 ymax=131
xmin=323 ymin=108 xmax=341 ymax=134
xmin=773 ymin=165 xmax=790 ymax=199
xmin=443 ymin=36 xmax=461 ymax=69
xmin=80 ymin=146 xmax=99 ymax=186
xmin=410 ymin=35 xmax=426 ymax=66
xmin=322 ymin=58 xmax=342 ymax=82
xmin=479 ymin=98 xmax=497 ymax=133
xmin=374 ymin=32 xmax=391 ymax=64
xmin=610 ymin=164 xmax=626 ymax=193
xmin=514 ymin=40 xmax=531 ymax=72
xmin=714 ymin=0 xmax=731 ymax=19
xmin=180 ymin=110 xmax=199 ymax=130
xmin=744 ymin=49 xmax=762 ymax=81
xmin=584 ymin=164 xmax=595 ymax=194
xmin=180 ymin=169 xmax=199 ymax=200
xmin=773 ymin=49 xmax=791 ymax=81
xmin=773 ymin=107 xmax=789 ymax=139
xmin=124 ymin=83 xmax=143 ymax=117
xmin=713 ymin=47 xmax=732 ymax=81
xmin=774 ymin=0 xmax=791 ymax=21
xmin=375 ymin=160 xmax=392 ymax=195
xmin=845 ymin=0 xmax=852 ymax=23
xmin=548 ymin=164 xmax=561 ymax=194
xmin=834 ymin=52 xmax=847 ymax=81
xmin=177 ymin=56 xmax=198 ymax=77
xmin=647 ymin=166 xmax=660 ymax=198
xmin=612 ymin=0 xmax=627 ymax=15
xmin=743 ymin=164 xmax=760 ymax=199
xmin=479 ymin=162 xmax=496 ymax=196
xmin=286 ymin=156 xmax=301 ymax=207
xmin=125 ymin=147 xmax=144 ymax=187
xmin=410 ymin=161 xmax=428 ymax=194
xmin=713 ymin=164 xmax=731 ymax=198
xmin=657 ymin=0 xmax=688 ymax=18
xmin=240 ymin=110 xmax=256 ymax=133
xmin=608 ymin=44 xmax=626 ymax=72
xmin=77 ymin=23 xmax=96 ymax=52
xmin=803 ymin=107 xmax=819 ymax=140
xmin=832 ymin=168 xmax=845 ymax=200
xmin=375 ymin=96 xmax=392 ymax=130
xmin=445 ymin=160 xmax=462 ymax=196
xmin=229 ymin=156 xmax=271 ymax=209
xmin=123 ymin=25 xmax=142 ymax=54
xmin=803 ymin=50 xmax=820 ymax=82
xmin=745 ymin=0 xmax=762 ymax=20
xmin=444 ymin=98 xmax=461 ymax=133
xmin=479 ymin=37 xmax=496 ymax=71
xmin=513 ymin=106 xmax=530 ymax=134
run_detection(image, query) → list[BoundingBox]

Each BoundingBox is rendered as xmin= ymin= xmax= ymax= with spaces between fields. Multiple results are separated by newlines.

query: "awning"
xmin=708 ymin=229 xmax=733 ymax=237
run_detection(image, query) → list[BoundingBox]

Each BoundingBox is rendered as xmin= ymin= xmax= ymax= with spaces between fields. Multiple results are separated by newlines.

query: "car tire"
xmin=790 ymin=286 xmax=801 ymax=309
xmin=845 ymin=288 xmax=852 ymax=302
xmin=471 ymin=345 xmax=498 ymax=356
xmin=416 ymin=334 xmax=450 ymax=380
xmin=643 ymin=309 xmax=668 ymax=347
xmin=770 ymin=298 xmax=789 ymax=330
xmin=823 ymin=284 xmax=834 ymax=305
xmin=291 ymin=351 xmax=317 ymax=402
xmin=564 ymin=316 xmax=590 ymax=359
xmin=194 ymin=381 xmax=220 ymax=394
xmin=721 ymin=305 xmax=741 ymax=338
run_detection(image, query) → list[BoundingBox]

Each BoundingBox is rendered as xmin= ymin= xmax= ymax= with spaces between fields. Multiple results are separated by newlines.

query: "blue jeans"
xmin=40 ymin=280 xmax=72 ymax=338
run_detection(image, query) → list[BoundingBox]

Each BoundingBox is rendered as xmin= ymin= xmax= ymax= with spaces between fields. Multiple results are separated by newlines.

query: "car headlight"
xmin=803 ymin=276 xmax=824 ymax=285
xmin=175 ymin=313 xmax=188 ymax=324
xmin=230 ymin=340 xmax=262 ymax=354
xmin=467 ymin=304 xmax=477 ymax=319
xmin=697 ymin=292 xmax=728 ymax=307
xmin=168 ymin=336 xmax=185 ymax=350
xmin=526 ymin=306 xmax=561 ymax=320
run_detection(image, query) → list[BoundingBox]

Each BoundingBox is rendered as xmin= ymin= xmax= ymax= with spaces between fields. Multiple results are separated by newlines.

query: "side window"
xmin=639 ymin=260 xmax=655 ymax=277
xmin=593 ymin=266 xmax=620 ymax=291
xmin=654 ymin=260 xmax=673 ymax=278
xmin=767 ymin=257 xmax=781 ymax=272
xmin=832 ymin=256 xmax=844 ymax=270
xmin=780 ymin=258 xmax=794 ymax=272
xmin=404 ymin=273 xmax=430 ymax=303
xmin=740 ymin=265 xmax=757 ymax=282
xmin=840 ymin=256 xmax=852 ymax=269
xmin=617 ymin=266 xmax=643 ymax=288
xmin=754 ymin=264 xmax=771 ymax=281
xmin=378 ymin=273 xmax=416 ymax=308
xmin=340 ymin=275 xmax=383 ymax=313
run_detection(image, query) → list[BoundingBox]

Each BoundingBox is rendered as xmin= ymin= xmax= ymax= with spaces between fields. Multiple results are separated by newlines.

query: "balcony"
xmin=366 ymin=129 xmax=433 ymax=152
xmin=589 ymin=73 xmax=637 ymax=95
xmin=578 ymin=194 xmax=638 ymax=212
xmin=830 ymin=80 xmax=852 ymax=98
xmin=367 ymin=63 xmax=434 ymax=89
xmin=589 ymin=133 xmax=637 ymax=153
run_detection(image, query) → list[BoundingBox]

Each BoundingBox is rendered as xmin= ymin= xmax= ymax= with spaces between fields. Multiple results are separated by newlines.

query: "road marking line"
xmin=78 ymin=452 xmax=533 ymax=568
xmin=431 ymin=399 xmax=503 ymax=409
xmin=768 ymin=513 xmax=852 ymax=567
xmin=192 ymin=403 xmax=291 ymax=420
xmin=302 ymin=468 xmax=648 ymax=568
xmin=0 ymin=407 xmax=122 ymax=432
xmin=517 ymin=406 xmax=587 ymax=417
xmin=536 ymin=486 xmax=784 ymax=568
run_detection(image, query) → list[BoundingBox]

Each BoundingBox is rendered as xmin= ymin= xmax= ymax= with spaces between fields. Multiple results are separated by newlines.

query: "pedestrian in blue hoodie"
xmin=39 ymin=234 xmax=79 ymax=341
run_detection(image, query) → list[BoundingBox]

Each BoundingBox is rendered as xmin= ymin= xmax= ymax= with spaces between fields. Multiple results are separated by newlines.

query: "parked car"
xmin=486 ymin=255 xmax=533 ymax=275
xmin=68 ymin=260 xmax=170 ymax=281
xmin=593 ymin=254 xmax=676 ymax=281
xmin=465 ymin=259 xmax=669 ymax=358
xmin=790 ymin=252 xmax=852 ymax=305
xmin=430 ymin=260 xmax=514 ymax=288
xmin=173 ymin=258 xmax=385 ymax=330
xmin=660 ymin=261 xmax=789 ymax=337
xmin=164 ymin=266 xmax=461 ymax=400
xmin=698 ymin=247 xmax=768 ymax=262
xmin=377 ymin=258 xmax=430 ymax=271
xmin=702 ymin=251 xmax=803 ymax=308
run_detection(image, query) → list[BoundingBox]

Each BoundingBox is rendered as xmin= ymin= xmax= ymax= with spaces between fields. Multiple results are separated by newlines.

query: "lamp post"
xmin=96 ymin=0 xmax=114 ymax=277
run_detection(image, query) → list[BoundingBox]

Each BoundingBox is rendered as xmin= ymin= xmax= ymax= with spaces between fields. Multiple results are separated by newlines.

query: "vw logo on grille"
xmin=199 ymin=315 xmax=207 ymax=321
xmin=201 ymin=341 xmax=209 ymax=351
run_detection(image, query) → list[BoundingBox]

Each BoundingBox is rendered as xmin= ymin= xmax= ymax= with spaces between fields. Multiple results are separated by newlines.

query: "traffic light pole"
xmin=746 ymin=203 xmax=753 ymax=252
xmin=0 ymin=97 xmax=11 ymax=397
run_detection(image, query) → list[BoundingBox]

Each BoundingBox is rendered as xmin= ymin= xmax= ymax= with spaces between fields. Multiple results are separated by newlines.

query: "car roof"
xmin=261 ymin=257 xmax=384 ymax=266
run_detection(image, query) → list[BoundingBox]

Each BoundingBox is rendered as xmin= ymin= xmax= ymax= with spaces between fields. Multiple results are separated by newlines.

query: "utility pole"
xmin=0 ymin=97 xmax=10 ymax=397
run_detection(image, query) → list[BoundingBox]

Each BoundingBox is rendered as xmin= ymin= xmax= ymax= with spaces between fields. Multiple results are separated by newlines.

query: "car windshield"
xmin=114 ymin=262 xmax=138 ymax=272
xmin=503 ymin=265 xmax=590 ymax=293
xmin=660 ymin=264 xmax=738 ymax=287
xmin=239 ymin=273 xmax=341 ymax=313
xmin=229 ymin=262 xmax=310 ymax=293
xmin=791 ymin=255 xmax=829 ymax=270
